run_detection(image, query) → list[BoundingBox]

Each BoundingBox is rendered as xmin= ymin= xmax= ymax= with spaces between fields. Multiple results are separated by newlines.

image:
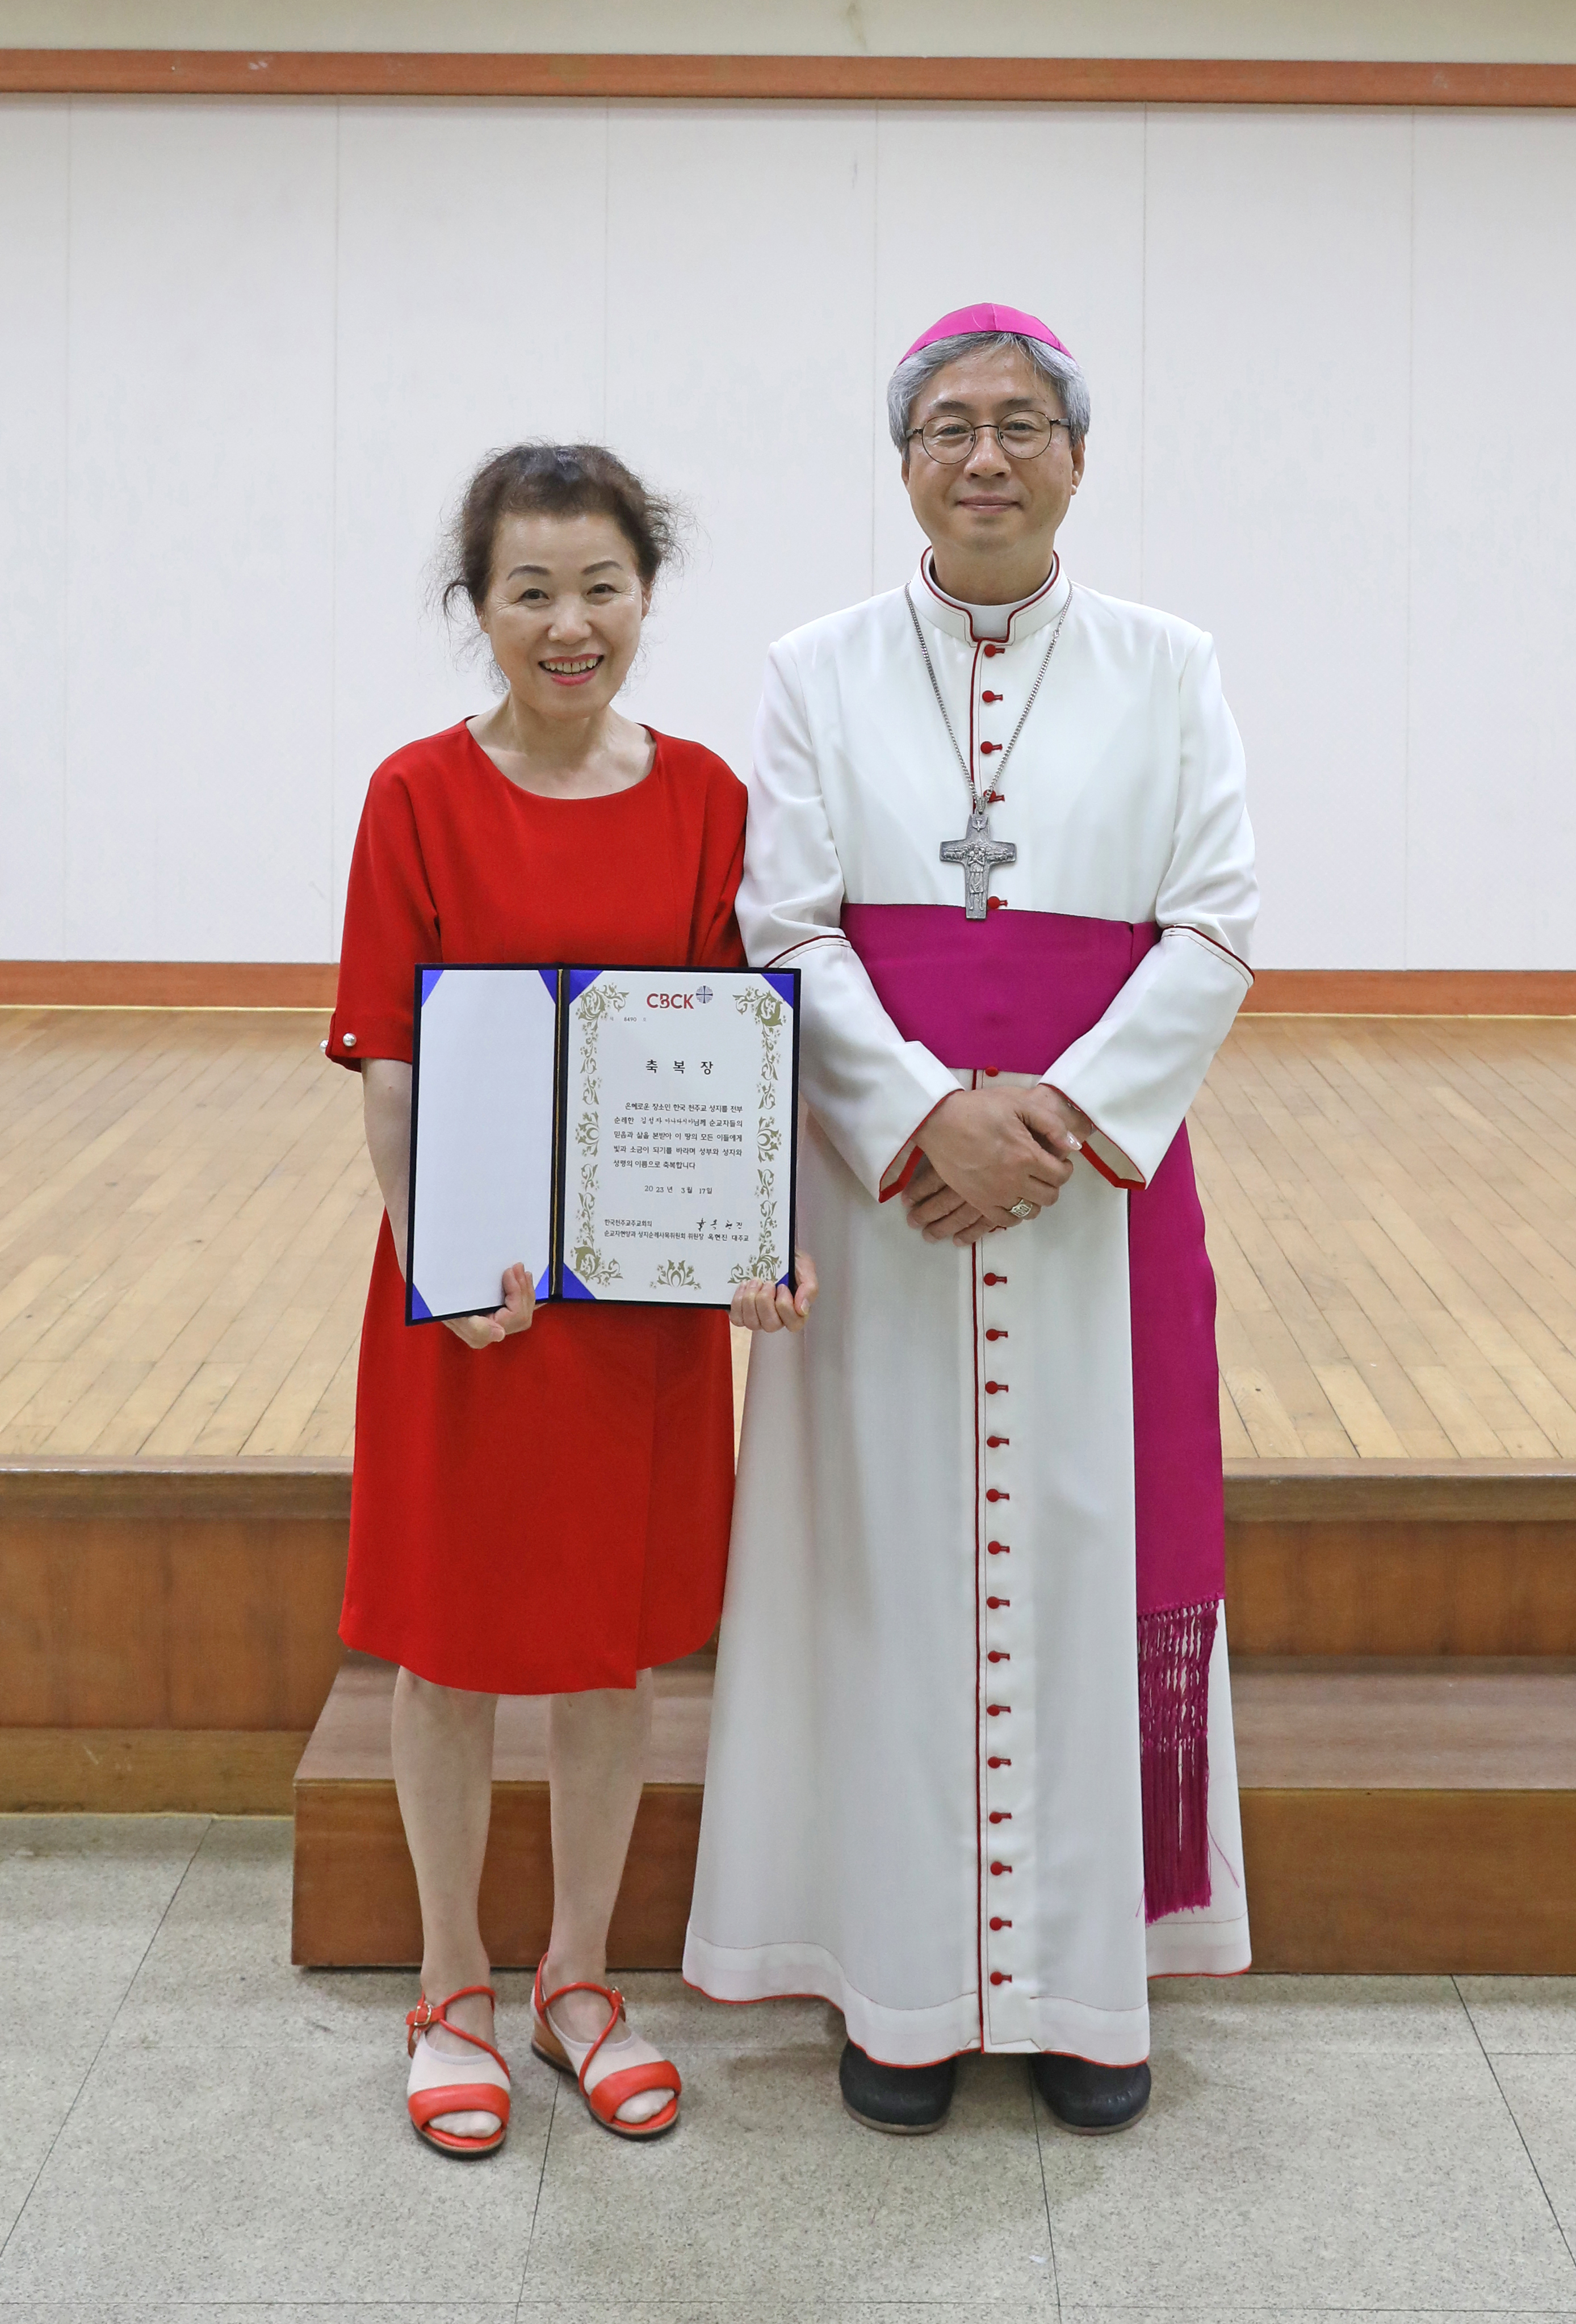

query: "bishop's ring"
xmin=1009 ymin=1199 xmax=1037 ymax=1220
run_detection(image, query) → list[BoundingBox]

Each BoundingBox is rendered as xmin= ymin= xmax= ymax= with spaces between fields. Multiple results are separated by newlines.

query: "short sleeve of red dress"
xmin=327 ymin=762 xmax=441 ymax=1068
xmin=333 ymin=724 xmax=749 ymax=1694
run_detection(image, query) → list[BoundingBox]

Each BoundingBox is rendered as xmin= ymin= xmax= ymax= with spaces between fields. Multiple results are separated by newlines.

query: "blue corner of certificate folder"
xmin=420 ymin=968 xmax=443 ymax=1005
xmin=560 ymin=1265 xmax=596 ymax=1301
xmin=764 ymin=971 xmax=797 ymax=1006
xmin=409 ymin=1283 xmax=435 ymax=1321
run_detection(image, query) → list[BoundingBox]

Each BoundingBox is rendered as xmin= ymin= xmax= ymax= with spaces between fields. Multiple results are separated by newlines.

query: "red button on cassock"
xmin=991 ymin=1861 xmax=1012 ymax=1875
xmin=986 ymin=1703 xmax=1011 ymax=1717
xmin=986 ymin=895 xmax=1007 ymax=909
xmin=985 ymin=1381 xmax=1008 ymax=1395
xmin=986 ymin=1596 xmax=1008 ymax=1609
xmin=987 ymin=1756 xmax=1011 ymax=1769
xmin=990 ymin=1810 xmax=1011 ymax=1823
xmin=988 ymin=1650 xmax=1009 ymax=1663
xmin=982 ymin=690 xmax=1001 ymax=703
xmin=987 ymin=1434 xmax=1009 ymax=1448
xmin=983 ymin=1065 xmax=999 ymax=1077
xmin=980 ymin=740 xmax=999 ymax=754
xmin=986 ymin=790 xmax=1004 ymax=803
xmin=990 ymin=1971 xmax=1012 ymax=1985
xmin=987 ymin=1540 xmax=1009 ymax=1555
xmin=990 ymin=1915 xmax=1012 ymax=1929
xmin=983 ymin=1274 xmax=1006 ymax=1286
xmin=986 ymin=1327 xmax=1008 ymax=1341
xmin=986 ymin=1488 xmax=1008 ymax=1502
xmin=983 ymin=643 xmax=1001 ymax=657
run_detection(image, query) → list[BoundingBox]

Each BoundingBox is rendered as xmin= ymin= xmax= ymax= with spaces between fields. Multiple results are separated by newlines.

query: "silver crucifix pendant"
xmin=940 ymin=804 xmax=1017 ymax=921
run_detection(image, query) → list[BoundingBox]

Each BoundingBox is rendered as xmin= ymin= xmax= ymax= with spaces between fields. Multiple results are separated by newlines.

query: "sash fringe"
xmin=1138 ymin=1597 xmax=1218 ymax=1923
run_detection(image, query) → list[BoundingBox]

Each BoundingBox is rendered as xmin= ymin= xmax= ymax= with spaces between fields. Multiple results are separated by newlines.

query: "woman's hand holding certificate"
xmin=442 ymin=1261 xmax=537 ymax=1349
xmin=731 ymin=1248 xmax=819 ymax=1334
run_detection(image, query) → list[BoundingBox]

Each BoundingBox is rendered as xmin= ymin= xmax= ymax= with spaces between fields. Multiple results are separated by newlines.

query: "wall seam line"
xmin=1138 ymin=103 xmax=1148 ymax=606
xmin=869 ymin=100 xmax=880 ymax=603
xmin=60 ymin=93 xmax=73 ymax=960
xmin=328 ymin=98 xmax=342 ymax=969
xmin=1402 ymin=106 xmax=1416 ymax=972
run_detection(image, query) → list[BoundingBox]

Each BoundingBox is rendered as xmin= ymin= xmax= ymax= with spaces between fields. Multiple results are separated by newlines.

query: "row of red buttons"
xmin=979 ymin=651 xmax=1007 ymax=916
xmin=983 ymin=1247 xmax=1015 ymax=1968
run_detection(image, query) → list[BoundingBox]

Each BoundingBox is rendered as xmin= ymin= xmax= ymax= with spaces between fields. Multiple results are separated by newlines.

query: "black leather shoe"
xmin=839 ymin=2040 xmax=956 ymax=2134
xmin=1032 ymin=2051 xmax=1151 ymax=2134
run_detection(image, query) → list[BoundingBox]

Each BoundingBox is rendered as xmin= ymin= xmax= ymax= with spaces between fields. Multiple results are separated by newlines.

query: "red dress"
xmin=327 ymin=721 xmax=747 ymax=1694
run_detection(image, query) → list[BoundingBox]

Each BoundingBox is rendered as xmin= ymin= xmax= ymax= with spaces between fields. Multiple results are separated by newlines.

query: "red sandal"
xmin=531 ymin=1962 xmax=681 ymax=2139
xmin=405 ymin=1985 xmax=511 ymax=2157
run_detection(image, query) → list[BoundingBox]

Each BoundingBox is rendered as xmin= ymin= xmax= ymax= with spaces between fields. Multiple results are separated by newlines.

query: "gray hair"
xmin=887 ymin=332 xmax=1091 ymax=453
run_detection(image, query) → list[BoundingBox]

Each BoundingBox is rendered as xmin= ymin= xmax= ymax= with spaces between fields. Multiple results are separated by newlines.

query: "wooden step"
xmin=1223 ymin=1463 xmax=1576 ymax=1655
xmin=7 ymin=1458 xmax=1573 ymax=1814
xmin=292 ymin=1655 xmax=711 ymax=1970
xmin=292 ymin=1652 xmax=1576 ymax=1976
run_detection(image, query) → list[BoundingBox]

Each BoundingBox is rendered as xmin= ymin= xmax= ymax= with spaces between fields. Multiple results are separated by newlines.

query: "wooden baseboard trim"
xmin=0 ymin=1728 xmax=307 ymax=1813
xmin=3 ymin=53 xmax=1576 ymax=107
xmin=0 ymin=961 xmax=337 ymax=1009
xmin=1242 ymin=970 xmax=1576 ymax=1016
xmin=5 ymin=963 xmax=1573 ymax=1016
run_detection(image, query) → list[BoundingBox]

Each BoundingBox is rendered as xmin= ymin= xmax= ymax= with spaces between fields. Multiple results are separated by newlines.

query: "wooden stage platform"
xmin=2 ymin=1004 xmax=1574 ymax=1973
xmin=1 ymin=1006 xmax=1571 ymax=1463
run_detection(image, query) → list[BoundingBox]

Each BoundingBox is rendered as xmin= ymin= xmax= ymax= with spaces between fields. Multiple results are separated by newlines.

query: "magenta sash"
xmin=843 ymin=902 xmax=1222 ymax=1918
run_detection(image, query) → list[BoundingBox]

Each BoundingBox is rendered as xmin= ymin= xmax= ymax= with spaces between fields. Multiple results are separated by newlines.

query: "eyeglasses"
xmin=906 ymin=414 xmax=1070 ymax=464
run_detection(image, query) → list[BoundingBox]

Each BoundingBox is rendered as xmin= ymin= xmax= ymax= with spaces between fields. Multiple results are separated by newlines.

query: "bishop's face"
xmin=900 ymin=345 xmax=1084 ymax=602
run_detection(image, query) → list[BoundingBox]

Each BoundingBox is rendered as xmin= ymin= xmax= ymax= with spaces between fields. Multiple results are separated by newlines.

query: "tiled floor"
xmin=2 ymin=1818 xmax=1574 ymax=2321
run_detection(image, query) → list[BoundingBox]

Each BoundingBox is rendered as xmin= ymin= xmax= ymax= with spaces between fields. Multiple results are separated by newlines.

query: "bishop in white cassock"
xmin=689 ymin=303 xmax=1259 ymax=2136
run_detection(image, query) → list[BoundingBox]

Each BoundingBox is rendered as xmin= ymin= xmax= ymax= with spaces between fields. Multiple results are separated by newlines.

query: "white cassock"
xmin=684 ymin=553 xmax=1258 ymax=2066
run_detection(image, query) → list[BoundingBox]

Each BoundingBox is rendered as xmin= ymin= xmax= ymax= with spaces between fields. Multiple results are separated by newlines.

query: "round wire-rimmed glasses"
xmin=906 ymin=414 xmax=1070 ymax=463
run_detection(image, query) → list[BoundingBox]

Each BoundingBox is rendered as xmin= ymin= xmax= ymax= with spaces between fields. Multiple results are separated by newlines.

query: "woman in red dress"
xmin=327 ymin=444 xmax=814 ymax=2155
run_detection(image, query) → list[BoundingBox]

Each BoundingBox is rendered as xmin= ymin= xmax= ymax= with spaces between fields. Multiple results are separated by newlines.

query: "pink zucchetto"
xmin=901 ymin=302 xmax=1074 ymax=364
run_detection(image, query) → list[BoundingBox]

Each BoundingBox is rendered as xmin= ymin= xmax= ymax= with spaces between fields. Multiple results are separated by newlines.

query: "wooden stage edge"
xmin=2 ymin=962 xmax=1575 ymax=1016
xmin=291 ymin=1658 xmax=1576 ymax=1974
xmin=7 ymin=1452 xmax=1575 ymax=1522
xmin=4 ymin=54 xmax=1576 ymax=108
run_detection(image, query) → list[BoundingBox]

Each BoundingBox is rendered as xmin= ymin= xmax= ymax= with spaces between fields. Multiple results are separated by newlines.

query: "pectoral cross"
xmin=941 ymin=806 xmax=1017 ymax=922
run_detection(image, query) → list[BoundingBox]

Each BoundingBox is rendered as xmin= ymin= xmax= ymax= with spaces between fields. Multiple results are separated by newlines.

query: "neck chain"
xmin=904 ymin=581 xmax=1073 ymax=816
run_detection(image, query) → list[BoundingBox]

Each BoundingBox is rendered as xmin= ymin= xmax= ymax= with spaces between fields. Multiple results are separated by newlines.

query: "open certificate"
xmin=405 ymin=965 xmax=799 ymax=1321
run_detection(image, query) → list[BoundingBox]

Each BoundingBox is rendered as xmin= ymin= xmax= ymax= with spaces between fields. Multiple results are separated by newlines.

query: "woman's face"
xmin=478 ymin=510 xmax=649 ymax=720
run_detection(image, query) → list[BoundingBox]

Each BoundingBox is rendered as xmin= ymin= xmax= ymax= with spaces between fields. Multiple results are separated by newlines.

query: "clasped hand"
xmin=902 ymin=1084 xmax=1091 ymax=1245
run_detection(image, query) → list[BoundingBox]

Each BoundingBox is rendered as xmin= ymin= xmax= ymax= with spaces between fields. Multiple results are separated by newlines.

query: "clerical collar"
xmin=912 ymin=550 xmax=1071 ymax=647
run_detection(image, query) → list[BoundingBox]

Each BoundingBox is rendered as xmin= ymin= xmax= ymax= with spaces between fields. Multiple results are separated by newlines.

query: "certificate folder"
xmin=406 ymin=964 xmax=799 ymax=1323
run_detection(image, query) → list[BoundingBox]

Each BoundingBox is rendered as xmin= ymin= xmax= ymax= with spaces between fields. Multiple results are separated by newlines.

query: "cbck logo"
xmin=647 ymin=987 xmax=714 ymax=1008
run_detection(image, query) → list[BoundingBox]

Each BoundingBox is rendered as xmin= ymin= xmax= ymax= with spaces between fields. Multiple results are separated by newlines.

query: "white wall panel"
xmin=0 ymin=101 xmax=69 ymax=958
xmin=63 ymin=98 xmax=337 ymax=959
xmin=870 ymin=105 xmax=1147 ymax=603
xmin=1408 ymin=113 xmax=1576 ymax=967
xmin=605 ymin=104 xmax=878 ymax=786
xmin=2 ymin=96 xmax=1573 ymax=967
xmin=333 ymin=100 xmax=609 ymax=929
xmin=1143 ymin=109 xmax=1414 ymax=968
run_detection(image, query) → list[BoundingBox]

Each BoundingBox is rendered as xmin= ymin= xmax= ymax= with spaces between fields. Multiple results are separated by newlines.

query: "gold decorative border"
xmin=567 ymin=979 xmax=626 ymax=1290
